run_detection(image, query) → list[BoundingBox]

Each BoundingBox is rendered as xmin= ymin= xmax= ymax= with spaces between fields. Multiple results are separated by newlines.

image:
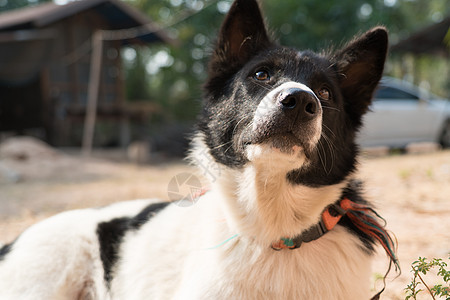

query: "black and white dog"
xmin=0 ymin=0 xmax=398 ymax=299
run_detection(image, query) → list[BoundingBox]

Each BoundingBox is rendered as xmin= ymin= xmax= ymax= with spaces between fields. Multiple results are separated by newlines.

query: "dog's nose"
xmin=278 ymin=88 xmax=319 ymax=120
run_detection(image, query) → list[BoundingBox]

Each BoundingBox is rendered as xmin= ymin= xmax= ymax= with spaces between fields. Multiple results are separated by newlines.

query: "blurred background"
xmin=0 ymin=1 xmax=449 ymax=299
xmin=0 ymin=0 xmax=448 ymax=155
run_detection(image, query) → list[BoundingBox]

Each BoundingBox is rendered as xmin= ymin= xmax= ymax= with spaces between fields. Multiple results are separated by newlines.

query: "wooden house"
xmin=0 ymin=0 xmax=173 ymax=147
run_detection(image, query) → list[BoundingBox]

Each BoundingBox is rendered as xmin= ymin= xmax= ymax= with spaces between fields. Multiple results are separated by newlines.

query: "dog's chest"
xmin=172 ymin=226 xmax=371 ymax=300
xmin=111 ymin=196 xmax=371 ymax=299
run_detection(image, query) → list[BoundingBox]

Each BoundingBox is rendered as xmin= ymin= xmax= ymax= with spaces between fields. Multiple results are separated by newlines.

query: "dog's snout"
xmin=278 ymin=88 xmax=320 ymax=120
xmin=280 ymin=95 xmax=297 ymax=109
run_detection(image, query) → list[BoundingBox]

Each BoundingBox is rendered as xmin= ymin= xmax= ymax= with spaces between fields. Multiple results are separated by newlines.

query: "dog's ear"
xmin=334 ymin=27 xmax=388 ymax=126
xmin=209 ymin=0 xmax=271 ymax=73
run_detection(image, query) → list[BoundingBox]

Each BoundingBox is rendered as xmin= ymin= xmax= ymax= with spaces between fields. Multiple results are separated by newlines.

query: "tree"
xmin=0 ymin=0 xmax=51 ymax=12
xmin=123 ymin=0 xmax=449 ymax=122
xmin=5 ymin=0 xmax=446 ymax=120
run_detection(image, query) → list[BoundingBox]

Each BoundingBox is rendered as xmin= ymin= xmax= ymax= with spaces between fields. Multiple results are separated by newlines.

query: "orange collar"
xmin=270 ymin=197 xmax=399 ymax=300
xmin=271 ymin=198 xmax=354 ymax=250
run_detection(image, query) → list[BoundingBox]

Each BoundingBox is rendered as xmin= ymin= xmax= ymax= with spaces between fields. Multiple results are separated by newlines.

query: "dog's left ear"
xmin=334 ymin=27 xmax=388 ymax=126
xmin=209 ymin=0 xmax=271 ymax=73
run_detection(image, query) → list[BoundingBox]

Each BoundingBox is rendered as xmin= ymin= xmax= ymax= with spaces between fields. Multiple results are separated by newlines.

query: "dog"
xmin=0 ymin=0 xmax=398 ymax=299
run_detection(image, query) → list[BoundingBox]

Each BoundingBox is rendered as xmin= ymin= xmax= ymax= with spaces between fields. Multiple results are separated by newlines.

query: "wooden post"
xmin=82 ymin=30 xmax=103 ymax=157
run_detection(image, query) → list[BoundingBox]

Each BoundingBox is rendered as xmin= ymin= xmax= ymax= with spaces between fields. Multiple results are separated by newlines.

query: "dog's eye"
xmin=317 ymin=88 xmax=330 ymax=100
xmin=254 ymin=70 xmax=270 ymax=81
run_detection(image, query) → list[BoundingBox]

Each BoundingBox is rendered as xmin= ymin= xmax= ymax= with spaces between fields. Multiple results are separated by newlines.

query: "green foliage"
xmin=124 ymin=50 xmax=151 ymax=101
xmin=122 ymin=0 xmax=225 ymax=121
xmin=446 ymin=29 xmax=450 ymax=48
xmin=122 ymin=0 xmax=449 ymax=122
xmin=405 ymin=256 xmax=450 ymax=300
xmin=4 ymin=0 xmax=448 ymax=120
xmin=0 ymin=0 xmax=51 ymax=12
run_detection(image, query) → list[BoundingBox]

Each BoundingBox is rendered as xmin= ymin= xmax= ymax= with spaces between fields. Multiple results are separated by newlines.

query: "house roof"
xmin=391 ymin=16 xmax=450 ymax=57
xmin=0 ymin=0 xmax=174 ymax=45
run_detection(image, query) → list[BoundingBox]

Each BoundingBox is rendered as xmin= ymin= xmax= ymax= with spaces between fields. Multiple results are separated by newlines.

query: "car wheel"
xmin=440 ymin=120 xmax=450 ymax=148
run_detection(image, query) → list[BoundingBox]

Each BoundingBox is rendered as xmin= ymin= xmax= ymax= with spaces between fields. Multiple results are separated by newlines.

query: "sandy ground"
xmin=0 ymin=137 xmax=449 ymax=299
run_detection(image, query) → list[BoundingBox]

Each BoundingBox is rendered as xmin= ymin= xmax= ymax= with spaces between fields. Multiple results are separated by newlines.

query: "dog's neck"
xmin=233 ymin=160 xmax=347 ymax=245
xmin=190 ymin=135 xmax=349 ymax=246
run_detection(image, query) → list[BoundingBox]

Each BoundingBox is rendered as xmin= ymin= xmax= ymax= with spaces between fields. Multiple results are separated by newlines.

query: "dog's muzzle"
xmin=249 ymin=82 xmax=323 ymax=152
xmin=277 ymin=86 xmax=320 ymax=124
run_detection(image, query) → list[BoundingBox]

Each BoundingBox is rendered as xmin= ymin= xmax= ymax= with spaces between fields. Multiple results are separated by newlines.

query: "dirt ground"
xmin=0 ymin=137 xmax=449 ymax=299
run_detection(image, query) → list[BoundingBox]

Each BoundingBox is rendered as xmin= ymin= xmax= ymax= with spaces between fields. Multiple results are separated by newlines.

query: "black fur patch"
xmin=0 ymin=242 xmax=13 ymax=262
xmin=96 ymin=202 xmax=169 ymax=286
xmin=338 ymin=180 xmax=377 ymax=252
xmin=199 ymin=0 xmax=387 ymax=188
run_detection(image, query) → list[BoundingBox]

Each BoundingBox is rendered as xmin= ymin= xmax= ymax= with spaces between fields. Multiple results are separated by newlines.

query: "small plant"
xmin=399 ymin=168 xmax=413 ymax=180
xmin=405 ymin=256 xmax=450 ymax=300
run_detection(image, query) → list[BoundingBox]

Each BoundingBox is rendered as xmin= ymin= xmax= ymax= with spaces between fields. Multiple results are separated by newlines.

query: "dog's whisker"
xmin=233 ymin=116 xmax=252 ymax=136
xmin=321 ymin=131 xmax=337 ymax=174
xmin=322 ymin=105 xmax=341 ymax=112
xmin=253 ymin=81 xmax=272 ymax=92
xmin=317 ymin=139 xmax=328 ymax=174
xmin=236 ymin=121 xmax=255 ymax=152
xmin=322 ymin=124 xmax=337 ymax=138
xmin=211 ymin=141 xmax=233 ymax=151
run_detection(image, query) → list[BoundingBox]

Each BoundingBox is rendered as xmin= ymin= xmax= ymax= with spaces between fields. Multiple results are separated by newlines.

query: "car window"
xmin=375 ymin=86 xmax=419 ymax=101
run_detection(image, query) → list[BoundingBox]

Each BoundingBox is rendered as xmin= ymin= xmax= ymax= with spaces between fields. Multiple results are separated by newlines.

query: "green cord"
xmin=205 ymin=234 xmax=239 ymax=250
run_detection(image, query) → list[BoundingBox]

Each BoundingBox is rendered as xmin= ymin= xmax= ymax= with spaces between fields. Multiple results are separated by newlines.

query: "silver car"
xmin=358 ymin=77 xmax=450 ymax=148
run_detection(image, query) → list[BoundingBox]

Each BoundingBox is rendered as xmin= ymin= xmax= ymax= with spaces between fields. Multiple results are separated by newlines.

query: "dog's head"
xmin=197 ymin=0 xmax=387 ymax=186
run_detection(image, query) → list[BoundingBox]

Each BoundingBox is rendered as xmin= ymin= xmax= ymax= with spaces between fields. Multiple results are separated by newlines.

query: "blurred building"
xmin=0 ymin=0 xmax=173 ymax=146
xmin=391 ymin=16 xmax=450 ymax=58
xmin=390 ymin=16 xmax=449 ymax=97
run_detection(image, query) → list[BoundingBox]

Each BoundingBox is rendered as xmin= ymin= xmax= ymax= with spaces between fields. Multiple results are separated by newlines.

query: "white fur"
xmin=0 ymin=131 xmax=373 ymax=299
xmin=110 ymin=137 xmax=370 ymax=299
xmin=0 ymin=200 xmax=155 ymax=299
